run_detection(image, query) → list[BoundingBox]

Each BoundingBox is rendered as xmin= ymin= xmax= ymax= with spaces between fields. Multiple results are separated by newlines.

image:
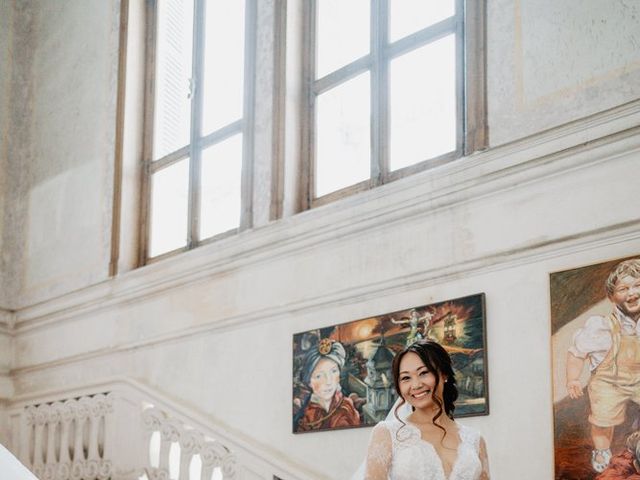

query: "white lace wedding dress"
xmin=361 ymin=418 xmax=490 ymax=480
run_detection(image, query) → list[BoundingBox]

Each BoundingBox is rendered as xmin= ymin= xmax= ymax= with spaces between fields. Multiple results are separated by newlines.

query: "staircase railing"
xmin=5 ymin=379 xmax=322 ymax=480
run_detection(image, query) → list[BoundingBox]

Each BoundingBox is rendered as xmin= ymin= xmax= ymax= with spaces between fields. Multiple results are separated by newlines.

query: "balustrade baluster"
xmin=102 ymin=394 xmax=114 ymax=461
xmin=178 ymin=449 xmax=193 ymax=480
xmin=87 ymin=410 xmax=101 ymax=461
xmin=59 ymin=401 xmax=73 ymax=465
xmin=32 ymin=415 xmax=45 ymax=468
xmin=44 ymin=405 xmax=60 ymax=480
xmin=19 ymin=409 xmax=33 ymax=467
xmin=158 ymin=433 xmax=172 ymax=473
xmin=72 ymin=401 xmax=86 ymax=466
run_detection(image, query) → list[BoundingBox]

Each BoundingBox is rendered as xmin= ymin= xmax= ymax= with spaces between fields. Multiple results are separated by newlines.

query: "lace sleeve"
xmin=364 ymin=423 xmax=392 ymax=480
xmin=479 ymin=436 xmax=490 ymax=480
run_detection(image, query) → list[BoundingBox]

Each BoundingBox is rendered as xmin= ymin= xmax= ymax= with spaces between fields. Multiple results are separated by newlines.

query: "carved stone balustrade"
xmin=141 ymin=407 xmax=237 ymax=480
xmin=5 ymin=380 xmax=319 ymax=480
xmin=10 ymin=390 xmax=145 ymax=480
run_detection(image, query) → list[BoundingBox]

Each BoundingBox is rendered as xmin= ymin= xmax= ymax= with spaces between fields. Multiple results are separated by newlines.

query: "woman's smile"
xmin=412 ymin=390 xmax=431 ymax=399
xmin=399 ymin=352 xmax=445 ymax=410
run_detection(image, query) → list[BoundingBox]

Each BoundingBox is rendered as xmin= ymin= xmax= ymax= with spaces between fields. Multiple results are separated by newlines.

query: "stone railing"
xmin=23 ymin=394 xmax=114 ymax=480
xmin=6 ymin=380 xmax=320 ymax=480
xmin=141 ymin=406 xmax=237 ymax=480
xmin=13 ymin=391 xmax=141 ymax=480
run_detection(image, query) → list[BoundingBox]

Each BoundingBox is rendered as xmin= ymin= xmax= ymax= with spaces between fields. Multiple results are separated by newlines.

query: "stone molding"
xmin=11 ymin=99 xmax=640 ymax=334
xmin=0 ymin=308 xmax=14 ymax=333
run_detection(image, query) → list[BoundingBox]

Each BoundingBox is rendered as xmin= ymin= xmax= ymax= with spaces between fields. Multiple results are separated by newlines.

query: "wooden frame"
xmin=303 ymin=0 xmax=487 ymax=209
xmin=139 ymin=0 xmax=257 ymax=264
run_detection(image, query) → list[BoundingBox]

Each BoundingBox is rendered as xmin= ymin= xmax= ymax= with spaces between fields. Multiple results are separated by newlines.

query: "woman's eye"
xmin=400 ymin=376 xmax=409 ymax=382
xmin=420 ymin=371 xmax=429 ymax=376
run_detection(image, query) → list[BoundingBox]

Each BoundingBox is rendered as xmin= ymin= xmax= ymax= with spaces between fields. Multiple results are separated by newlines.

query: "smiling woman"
xmin=355 ymin=340 xmax=490 ymax=480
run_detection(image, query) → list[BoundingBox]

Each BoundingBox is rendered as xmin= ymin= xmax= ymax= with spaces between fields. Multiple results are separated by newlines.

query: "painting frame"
xmin=292 ymin=293 xmax=489 ymax=434
xmin=550 ymin=254 xmax=640 ymax=479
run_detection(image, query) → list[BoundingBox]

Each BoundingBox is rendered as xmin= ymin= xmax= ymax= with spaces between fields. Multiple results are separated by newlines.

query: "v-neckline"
xmin=406 ymin=421 xmax=463 ymax=480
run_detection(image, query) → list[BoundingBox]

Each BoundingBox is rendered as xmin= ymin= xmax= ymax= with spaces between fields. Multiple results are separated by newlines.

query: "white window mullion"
xmin=305 ymin=0 xmax=318 ymax=202
xmin=372 ymin=0 xmax=389 ymax=185
xmin=455 ymin=0 xmax=466 ymax=155
xmin=187 ymin=0 xmax=205 ymax=248
xmin=240 ymin=0 xmax=257 ymax=230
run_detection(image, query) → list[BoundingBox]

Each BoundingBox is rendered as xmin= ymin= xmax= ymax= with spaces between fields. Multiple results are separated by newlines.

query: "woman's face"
xmin=398 ymin=351 xmax=445 ymax=411
xmin=309 ymin=358 xmax=340 ymax=401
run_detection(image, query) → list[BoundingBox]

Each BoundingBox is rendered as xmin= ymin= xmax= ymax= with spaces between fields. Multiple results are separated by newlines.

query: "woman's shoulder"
xmin=455 ymin=421 xmax=483 ymax=448
xmin=375 ymin=419 xmax=397 ymax=433
xmin=372 ymin=418 xmax=406 ymax=439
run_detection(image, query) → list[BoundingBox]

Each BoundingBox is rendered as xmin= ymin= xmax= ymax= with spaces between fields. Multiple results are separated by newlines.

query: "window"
xmin=141 ymin=0 xmax=255 ymax=261
xmin=304 ymin=0 xmax=486 ymax=206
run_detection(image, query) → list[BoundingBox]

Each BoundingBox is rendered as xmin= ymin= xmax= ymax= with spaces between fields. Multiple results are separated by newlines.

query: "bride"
xmin=0 ymin=443 xmax=38 ymax=479
xmin=358 ymin=340 xmax=490 ymax=480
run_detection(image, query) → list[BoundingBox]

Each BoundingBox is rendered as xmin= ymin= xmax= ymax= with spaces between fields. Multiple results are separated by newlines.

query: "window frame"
xmin=139 ymin=0 xmax=257 ymax=264
xmin=302 ymin=0 xmax=487 ymax=208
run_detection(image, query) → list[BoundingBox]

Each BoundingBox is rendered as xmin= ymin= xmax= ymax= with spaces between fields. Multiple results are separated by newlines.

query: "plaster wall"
xmin=2 ymin=0 xmax=640 ymax=479
xmin=0 ymin=327 xmax=13 ymax=401
xmin=2 ymin=0 xmax=120 ymax=309
xmin=0 ymin=1 xmax=14 ymax=308
xmin=487 ymin=0 xmax=640 ymax=146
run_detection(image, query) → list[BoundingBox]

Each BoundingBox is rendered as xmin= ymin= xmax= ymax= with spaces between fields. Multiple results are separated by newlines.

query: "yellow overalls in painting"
xmin=588 ymin=312 xmax=640 ymax=427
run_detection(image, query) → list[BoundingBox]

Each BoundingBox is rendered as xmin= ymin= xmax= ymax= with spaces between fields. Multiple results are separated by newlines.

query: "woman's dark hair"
xmin=392 ymin=340 xmax=458 ymax=438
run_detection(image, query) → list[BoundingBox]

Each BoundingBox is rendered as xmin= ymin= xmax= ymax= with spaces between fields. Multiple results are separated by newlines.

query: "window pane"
xmin=153 ymin=0 xmax=194 ymax=160
xmin=200 ymin=135 xmax=242 ymax=239
xmin=149 ymin=159 xmax=190 ymax=257
xmin=202 ymin=0 xmax=245 ymax=134
xmin=389 ymin=0 xmax=455 ymax=42
xmin=316 ymin=0 xmax=369 ymax=78
xmin=316 ymin=73 xmax=370 ymax=197
xmin=389 ymin=35 xmax=456 ymax=172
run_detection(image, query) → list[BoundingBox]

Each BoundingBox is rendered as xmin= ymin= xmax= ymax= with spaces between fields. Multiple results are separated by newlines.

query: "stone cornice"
xmin=12 ymin=99 xmax=640 ymax=334
xmin=0 ymin=308 xmax=14 ymax=333
xmin=9 ymin=217 xmax=640 ymax=376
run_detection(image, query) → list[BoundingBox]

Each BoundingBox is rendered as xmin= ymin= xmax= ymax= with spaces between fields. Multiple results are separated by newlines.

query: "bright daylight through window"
xmin=309 ymin=0 xmax=464 ymax=203
xmin=143 ymin=0 xmax=249 ymax=259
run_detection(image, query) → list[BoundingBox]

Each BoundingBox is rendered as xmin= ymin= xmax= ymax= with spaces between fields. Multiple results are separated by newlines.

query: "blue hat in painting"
xmin=301 ymin=339 xmax=346 ymax=385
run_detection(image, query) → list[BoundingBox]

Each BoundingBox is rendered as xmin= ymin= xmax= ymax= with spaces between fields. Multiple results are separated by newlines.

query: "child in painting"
xmin=566 ymin=259 xmax=640 ymax=472
xmin=295 ymin=339 xmax=360 ymax=431
xmin=596 ymin=431 xmax=640 ymax=479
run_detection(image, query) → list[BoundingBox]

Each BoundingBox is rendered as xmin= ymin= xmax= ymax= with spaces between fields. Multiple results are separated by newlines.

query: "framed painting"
xmin=551 ymin=256 xmax=640 ymax=479
xmin=292 ymin=293 xmax=489 ymax=433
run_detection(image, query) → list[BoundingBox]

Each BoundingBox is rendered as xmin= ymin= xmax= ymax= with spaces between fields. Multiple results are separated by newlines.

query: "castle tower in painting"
xmin=363 ymin=337 xmax=397 ymax=422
